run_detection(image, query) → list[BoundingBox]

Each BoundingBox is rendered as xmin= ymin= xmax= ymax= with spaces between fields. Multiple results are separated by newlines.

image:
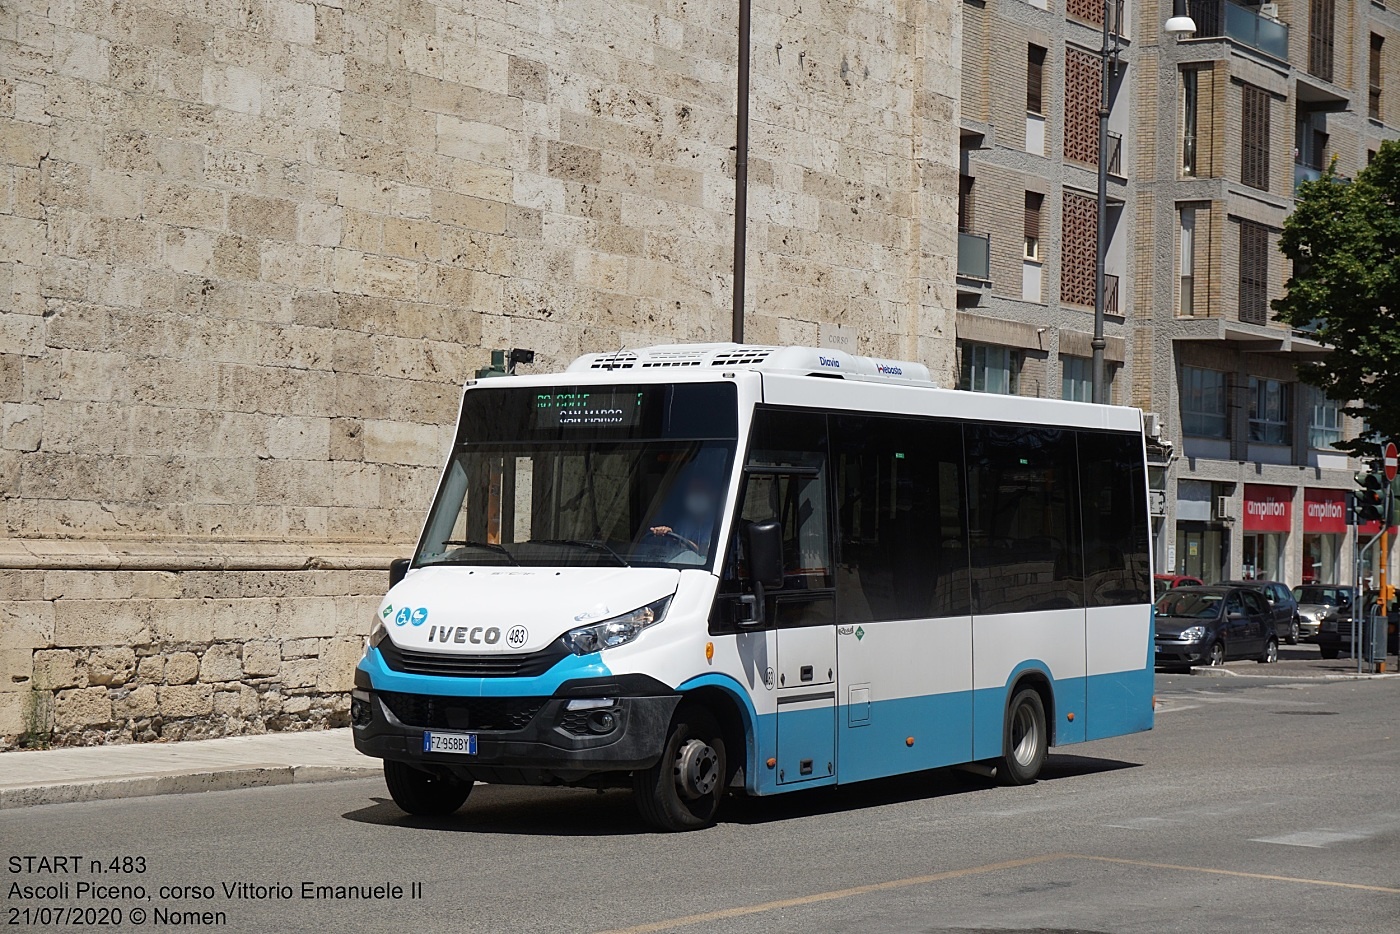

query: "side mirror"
xmin=1227 ymin=611 xmax=1245 ymax=620
xmin=746 ymin=519 xmax=785 ymax=590
xmin=389 ymin=558 xmax=411 ymax=588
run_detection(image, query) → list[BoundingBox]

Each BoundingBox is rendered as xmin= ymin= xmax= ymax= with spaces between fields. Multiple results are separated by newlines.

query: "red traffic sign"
xmin=1386 ymin=442 xmax=1398 ymax=482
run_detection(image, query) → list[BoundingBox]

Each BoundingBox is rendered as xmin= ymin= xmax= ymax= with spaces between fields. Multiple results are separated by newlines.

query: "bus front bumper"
xmin=350 ymin=684 xmax=680 ymax=784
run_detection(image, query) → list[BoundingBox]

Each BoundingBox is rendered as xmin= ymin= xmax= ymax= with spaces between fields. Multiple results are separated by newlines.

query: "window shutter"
xmin=1027 ymin=46 xmax=1046 ymax=113
xmin=1023 ymin=192 xmax=1042 ymax=240
xmin=1239 ymin=221 xmax=1269 ymax=325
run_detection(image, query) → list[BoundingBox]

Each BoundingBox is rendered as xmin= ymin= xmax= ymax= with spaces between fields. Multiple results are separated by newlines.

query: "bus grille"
xmin=377 ymin=641 xmax=568 ymax=678
xmin=380 ymin=693 xmax=546 ymax=731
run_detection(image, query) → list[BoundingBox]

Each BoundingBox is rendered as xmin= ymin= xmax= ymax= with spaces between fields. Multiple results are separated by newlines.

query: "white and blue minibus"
xmin=352 ymin=343 xmax=1154 ymax=830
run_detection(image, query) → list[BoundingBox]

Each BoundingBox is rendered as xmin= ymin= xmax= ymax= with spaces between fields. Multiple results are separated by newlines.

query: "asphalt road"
xmin=3 ymin=673 xmax=1398 ymax=934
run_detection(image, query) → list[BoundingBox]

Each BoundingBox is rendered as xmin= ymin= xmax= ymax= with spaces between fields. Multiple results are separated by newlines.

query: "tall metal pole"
xmin=731 ymin=0 xmax=752 ymax=344
xmin=1092 ymin=0 xmax=1117 ymax=404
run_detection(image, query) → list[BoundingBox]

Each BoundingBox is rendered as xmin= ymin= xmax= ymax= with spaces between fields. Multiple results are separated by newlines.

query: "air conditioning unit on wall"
xmin=1143 ymin=412 xmax=1162 ymax=440
xmin=1258 ymin=3 xmax=1280 ymax=21
xmin=1216 ymin=496 xmax=1234 ymax=521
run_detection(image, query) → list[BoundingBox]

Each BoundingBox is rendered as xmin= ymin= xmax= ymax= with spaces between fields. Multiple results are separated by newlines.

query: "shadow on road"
xmin=339 ymin=753 xmax=1140 ymax=836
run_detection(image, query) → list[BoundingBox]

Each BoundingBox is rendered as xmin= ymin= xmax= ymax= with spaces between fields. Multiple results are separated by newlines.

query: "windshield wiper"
xmin=439 ymin=540 xmax=520 ymax=566
xmin=531 ymin=539 xmax=630 ymax=567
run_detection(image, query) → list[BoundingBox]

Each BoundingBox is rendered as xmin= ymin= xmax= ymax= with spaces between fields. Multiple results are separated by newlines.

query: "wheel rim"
xmin=1291 ymin=621 xmax=1300 ymax=642
xmin=1211 ymin=643 xmax=1225 ymax=666
xmin=1010 ymin=702 xmax=1039 ymax=767
xmin=673 ymin=738 xmax=721 ymax=800
xmin=1267 ymin=641 xmax=1278 ymax=663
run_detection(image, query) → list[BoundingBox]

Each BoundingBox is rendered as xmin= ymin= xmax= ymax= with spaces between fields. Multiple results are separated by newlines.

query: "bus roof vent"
xmin=566 ymin=343 xmax=935 ymax=386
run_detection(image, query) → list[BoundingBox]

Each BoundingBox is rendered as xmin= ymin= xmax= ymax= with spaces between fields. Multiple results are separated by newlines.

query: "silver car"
xmin=1292 ymin=585 xmax=1354 ymax=642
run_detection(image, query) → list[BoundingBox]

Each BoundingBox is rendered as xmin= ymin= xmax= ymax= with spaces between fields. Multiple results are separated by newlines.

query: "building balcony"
xmin=957 ymin=231 xmax=991 ymax=282
xmin=1192 ymin=0 xmax=1289 ymax=61
xmin=1294 ymin=162 xmax=1323 ymax=193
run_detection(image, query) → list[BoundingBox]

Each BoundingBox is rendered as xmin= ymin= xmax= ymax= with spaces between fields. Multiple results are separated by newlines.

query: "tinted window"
xmin=1242 ymin=591 xmax=1269 ymax=615
xmin=1157 ymin=591 xmax=1223 ymax=618
xmin=967 ymin=426 xmax=1083 ymax=614
xmin=1077 ymin=431 xmax=1151 ymax=606
xmin=832 ymin=415 xmax=971 ymax=622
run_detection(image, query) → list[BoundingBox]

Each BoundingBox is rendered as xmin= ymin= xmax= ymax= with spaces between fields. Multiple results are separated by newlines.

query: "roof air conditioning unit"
xmin=1143 ymin=412 xmax=1162 ymax=440
xmin=1216 ymin=496 xmax=1234 ymax=521
xmin=1258 ymin=3 xmax=1279 ymax=21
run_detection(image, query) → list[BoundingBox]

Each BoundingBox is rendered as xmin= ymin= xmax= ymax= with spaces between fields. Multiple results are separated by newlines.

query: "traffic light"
xmin=1356 ymin=471 xmax=1387 ymax=523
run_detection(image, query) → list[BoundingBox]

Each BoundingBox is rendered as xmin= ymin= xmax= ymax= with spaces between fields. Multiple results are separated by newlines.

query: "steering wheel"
xmin=651 ymin=529 xmax=701 ymax=554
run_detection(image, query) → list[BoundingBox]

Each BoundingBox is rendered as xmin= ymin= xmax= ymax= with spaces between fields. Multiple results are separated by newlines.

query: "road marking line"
xmin=1077 ymin=855 xmax=1400 ymax=893
xmin=1154 ymin=703 xmax=1201 ymax=713
xmin=593 ymin=851 xmax=1400 ymax=933
xmin=1251 ymin=830 xmax=1371 ymax=848
xmin=589 ymin=853 xmax=1069 ymax=934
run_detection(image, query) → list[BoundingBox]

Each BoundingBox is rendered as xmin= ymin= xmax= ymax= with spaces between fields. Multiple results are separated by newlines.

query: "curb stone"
xmin=0 ymin=763 xmax=379 ymax=810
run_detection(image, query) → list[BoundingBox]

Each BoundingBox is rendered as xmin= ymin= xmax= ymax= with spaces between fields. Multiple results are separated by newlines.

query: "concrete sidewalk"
xmin=0 ymin=729 xmax=377 ymax=809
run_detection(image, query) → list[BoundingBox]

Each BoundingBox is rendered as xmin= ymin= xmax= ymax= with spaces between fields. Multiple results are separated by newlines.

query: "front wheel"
xmin=998 ymin=688 xmax=1048 ymax=786
xmin=1208 ymin=641 xmax=1227 ymax=667
xmin=1319 ymin=645 xmax=1340 ymax=659
xmin=633 ymin=708 xmax=727 ymax=831
xmin=1258 ymin=637 xmax=1279 ymax=664
xmin=383 ymin=760 xmax=472 ymax=816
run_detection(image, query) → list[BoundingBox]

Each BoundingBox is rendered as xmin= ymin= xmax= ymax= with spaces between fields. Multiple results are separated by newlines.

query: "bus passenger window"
xmin=1077 ymin=431 xmax=1151 ymax=606
xmin=832 ymin=415 xmax=971 ymax=623
xmin=965 ymin=425 xmax=1083 ymax=614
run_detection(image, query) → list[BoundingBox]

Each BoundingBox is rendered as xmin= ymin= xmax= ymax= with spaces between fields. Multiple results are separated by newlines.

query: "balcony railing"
xmin=1193 ymin=0 xmax=1290 ymax=61
xmin=957 ymin=231 xmax=990 ymax=281
xmin=1294 ymin=163 xmax=1323 ymax=193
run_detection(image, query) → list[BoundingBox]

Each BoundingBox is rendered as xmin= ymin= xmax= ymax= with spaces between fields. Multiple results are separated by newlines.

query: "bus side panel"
xmin=971 ymin=608 xmax=1087 ymax=760
xmin=834 ymin=616 xmax=973 ymax=785
xmin=1084 ymin=604 xmax=1155 ymax=740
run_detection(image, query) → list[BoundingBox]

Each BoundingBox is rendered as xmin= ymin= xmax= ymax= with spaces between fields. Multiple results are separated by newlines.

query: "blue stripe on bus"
xmin=357 ymin=647 xmax=611 ymax=697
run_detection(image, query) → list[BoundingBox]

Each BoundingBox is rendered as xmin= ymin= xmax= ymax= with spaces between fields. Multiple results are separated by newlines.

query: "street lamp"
xmin=1092 ymin=1 xmax=1197 ymax=405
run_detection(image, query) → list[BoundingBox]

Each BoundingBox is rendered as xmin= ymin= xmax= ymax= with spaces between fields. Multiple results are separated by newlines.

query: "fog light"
xmin=350 ymin=691 xmax=373 ymax=727
xmin=586 ymin=711 xmax=616 ymax=734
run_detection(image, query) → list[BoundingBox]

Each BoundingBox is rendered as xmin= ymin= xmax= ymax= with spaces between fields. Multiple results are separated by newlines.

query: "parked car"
xmin=1292 ymin=585 xmax=1353 ymax=645
xmin=1155 ymin=573 xmax=1204 ymax=590
xmin=1307 ymin=587 xmax=1398 ymax=659
xmin=1219 ymin=579 xmax=1302 ymax=644
xmin=1154 ymin=585 xmax=1279 ymax=669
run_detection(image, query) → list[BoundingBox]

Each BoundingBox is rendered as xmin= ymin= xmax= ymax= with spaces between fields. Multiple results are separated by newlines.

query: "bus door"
xmin=741 ymin=463 xmax=837 ymax=785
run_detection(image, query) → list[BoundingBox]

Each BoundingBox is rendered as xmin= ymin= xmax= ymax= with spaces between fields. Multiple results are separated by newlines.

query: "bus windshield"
xmin=415 ymin=382 xmax=738 ymax=571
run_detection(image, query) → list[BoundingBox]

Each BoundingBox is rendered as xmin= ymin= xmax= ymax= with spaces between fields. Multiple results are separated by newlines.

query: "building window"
xmin=1239 ymin=221 xmax=1269 ymax=325
xmin=1306 ymin=387 xmax=1343 ymax=450
xmin=1182 ymin=366 xmax=1228 ymax=438
xmin=1181 ymin=68 xmax=1198 ymax=177
xmin=1241 ymin=84 xmax=1271 ymax=191
xmin=1179 ymin=206 xmax=1196 ymax=316
xmin=1023 ymin=192 xmax=1043 ymax=260
xmin=1027 ymin=45 xmax=1046 ymax=115
xmin=960 ymin=343 xmax=1021 ymax=395
xmin=1371 ymin=34 xmax=1384 ymax=121
xmin=1064 ymin=46 xmax=1101 ymax=166
xmin=1248 ymin=377 xmax=1291 ymax=445
xmin=1309 ymin=0 xmax=1335 ymax=83
xmin=1061 ymin=356 xmax=1117 ymax=403
xmin=1060 ymin=191 xmax=1097 ymax=307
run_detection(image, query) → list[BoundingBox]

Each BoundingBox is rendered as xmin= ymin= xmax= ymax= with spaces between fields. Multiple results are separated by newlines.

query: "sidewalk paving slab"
xmin=0 ymin=728 xmax=376 ymax=810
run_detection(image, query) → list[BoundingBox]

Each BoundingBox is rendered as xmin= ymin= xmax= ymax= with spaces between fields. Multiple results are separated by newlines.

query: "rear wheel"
xmin=383 ymin=761 xmax=472 ymax=816
xmin=998 ymin=688 xmax=1048 ymax=786
xmin=1258 ymin=637 xmax=1279 ymax=664
xmin=1208 ymin=641 xmax=1227 ymax=667
xmin=633 ymin=707 xmax=727 ymax=832
xmin=1319 ymin=645 xmax=1340 ymax=659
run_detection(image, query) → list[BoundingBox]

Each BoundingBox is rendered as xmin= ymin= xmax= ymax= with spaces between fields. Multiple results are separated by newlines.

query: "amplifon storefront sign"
xmin=1243 ymin=484 xmax=1292 ymax=533
xmin=1303 ymin=488 xmax=1348 ymax=534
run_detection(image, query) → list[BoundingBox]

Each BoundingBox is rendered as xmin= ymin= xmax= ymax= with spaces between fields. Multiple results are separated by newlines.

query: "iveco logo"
xmin=817 ymin=356 xmax=841 ymax=368
xmin=427 ymin=625 xmax=502 ymax=645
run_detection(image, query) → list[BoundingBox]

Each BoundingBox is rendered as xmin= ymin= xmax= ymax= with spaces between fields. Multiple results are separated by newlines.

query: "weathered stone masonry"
xmin=0 ymin=0 xmax=960 ymax=746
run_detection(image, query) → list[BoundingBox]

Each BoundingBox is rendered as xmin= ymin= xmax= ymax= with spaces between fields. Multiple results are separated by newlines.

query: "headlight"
xmin=563 ymin=597 xmax=672 ymax=655
xmin=1180 ymin=626 xmax=1206 ymax=642
xmin=365 ymin=618 xmax=389 ymax=653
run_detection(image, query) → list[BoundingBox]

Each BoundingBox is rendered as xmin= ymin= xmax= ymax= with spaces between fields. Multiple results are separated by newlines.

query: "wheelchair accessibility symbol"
xmin=394 ymin=608 xmax=411 ymax=626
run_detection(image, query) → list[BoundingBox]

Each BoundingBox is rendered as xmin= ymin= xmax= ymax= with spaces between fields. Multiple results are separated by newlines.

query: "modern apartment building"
xmin=959 ymin=0 xmax=1400 ymax=587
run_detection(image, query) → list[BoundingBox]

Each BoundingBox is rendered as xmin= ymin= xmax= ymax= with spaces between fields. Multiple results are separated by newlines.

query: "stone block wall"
xmin=1 ymin=0 xmax=960 ymax=747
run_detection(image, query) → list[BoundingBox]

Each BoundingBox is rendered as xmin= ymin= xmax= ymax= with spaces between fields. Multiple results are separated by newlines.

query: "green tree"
xmin=1275 ymin=140 xmax=1400 ymax=457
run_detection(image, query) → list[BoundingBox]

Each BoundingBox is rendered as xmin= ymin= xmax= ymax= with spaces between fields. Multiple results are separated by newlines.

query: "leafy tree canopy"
xmin=1275 ymin=140 xmax=1400 ymax=458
